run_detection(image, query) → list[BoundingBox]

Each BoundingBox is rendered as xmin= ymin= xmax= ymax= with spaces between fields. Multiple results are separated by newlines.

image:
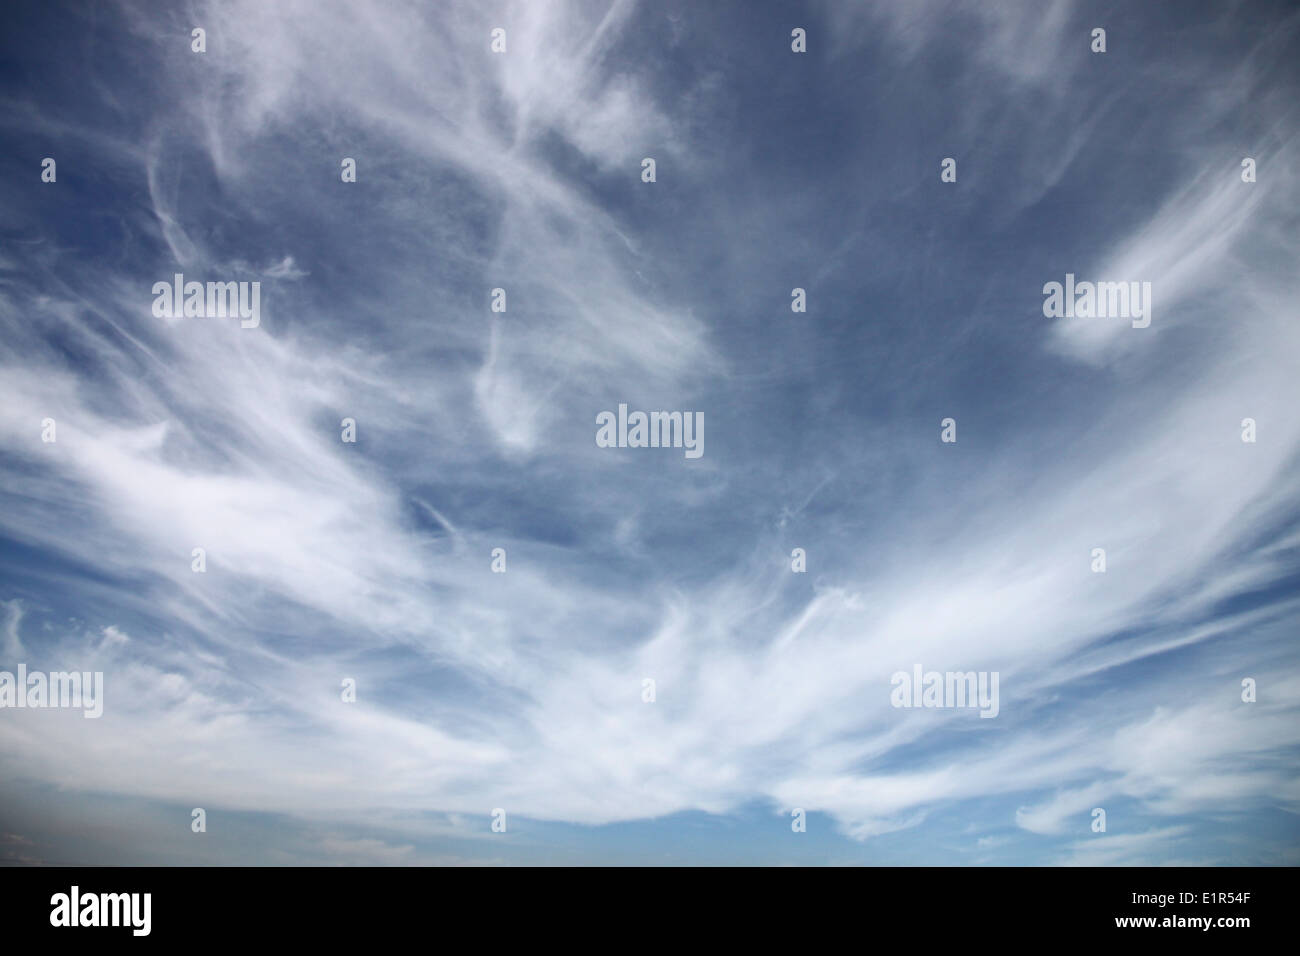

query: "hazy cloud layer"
xmin=1 ymin=0 xmax=1297 ymax=864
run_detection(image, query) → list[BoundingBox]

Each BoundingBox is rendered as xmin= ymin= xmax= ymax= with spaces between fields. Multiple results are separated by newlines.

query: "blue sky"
xmin=1 ymin=0 xmax=1298 ymax=865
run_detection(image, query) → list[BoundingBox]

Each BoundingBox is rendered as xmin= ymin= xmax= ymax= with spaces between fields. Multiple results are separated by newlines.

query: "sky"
xmin=1 ymin=0 xmax=1298 ymax=866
